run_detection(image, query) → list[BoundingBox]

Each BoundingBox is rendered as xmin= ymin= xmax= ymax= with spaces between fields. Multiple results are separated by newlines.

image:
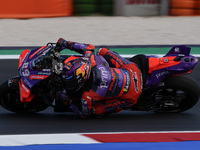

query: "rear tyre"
xmin=0 ymin=79 xmax=49 ymax=113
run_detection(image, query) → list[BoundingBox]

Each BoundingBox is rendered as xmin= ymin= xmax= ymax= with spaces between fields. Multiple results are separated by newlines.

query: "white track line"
xmin=0 ymin=133 xmax=100 ymax=146
xmin=0 ymin=131 xmax=200 ymax=146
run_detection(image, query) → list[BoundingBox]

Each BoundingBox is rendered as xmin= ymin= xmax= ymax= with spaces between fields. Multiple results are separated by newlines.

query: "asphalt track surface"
xmin=0 ymin=59 xmax=200 ymax=135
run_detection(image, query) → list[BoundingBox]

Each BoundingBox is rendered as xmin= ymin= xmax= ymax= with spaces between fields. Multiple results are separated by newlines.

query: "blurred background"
xmin=0 ymin=0 xmax=200 ymax=18
xmin=0 ymin=0 xmax=200 ymax=46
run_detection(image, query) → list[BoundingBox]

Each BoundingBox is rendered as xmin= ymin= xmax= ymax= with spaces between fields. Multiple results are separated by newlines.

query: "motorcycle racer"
xmin=1 ymin=39 xmax=199 ymax=116
xmin=55 ymin=38 xmax=143 ymax=118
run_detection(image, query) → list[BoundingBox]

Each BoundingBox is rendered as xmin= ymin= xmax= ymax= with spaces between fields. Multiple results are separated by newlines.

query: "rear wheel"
xmin=153 ymin=76 xmax=199 ymax=112
xmin=0 ymin=78 xmax=49 ymax=113
xmin=133 ymin=76 xmax=200 ymax=113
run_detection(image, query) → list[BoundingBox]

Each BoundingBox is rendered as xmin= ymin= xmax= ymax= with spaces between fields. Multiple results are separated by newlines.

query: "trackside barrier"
xmin=0 ymin=0 xmax=199 ymax=18
xmin=0 ymin=0 xmax=73 ymax=19
xmin=114 ymin=0 xmax=161 ymax=16
xmin=170 ymin=0 xmax=200 ymax=16
xmin=73 ymin=0 xmax=113 ymax=16
xmin=196 ymin=0 xmax=200 ymax=15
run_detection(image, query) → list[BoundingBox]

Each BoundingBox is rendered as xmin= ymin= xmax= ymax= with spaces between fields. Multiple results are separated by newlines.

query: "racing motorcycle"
xmin=0 ymin=43 xmax=199 ymax=114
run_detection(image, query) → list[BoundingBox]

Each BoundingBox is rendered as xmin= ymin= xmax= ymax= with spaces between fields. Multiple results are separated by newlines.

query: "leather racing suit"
xmin=56 ymin=38 xmax=143 ymax=118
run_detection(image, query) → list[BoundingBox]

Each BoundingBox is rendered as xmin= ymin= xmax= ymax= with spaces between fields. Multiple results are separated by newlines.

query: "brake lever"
xmin=46 ymin=42 xmax=56 ymax=46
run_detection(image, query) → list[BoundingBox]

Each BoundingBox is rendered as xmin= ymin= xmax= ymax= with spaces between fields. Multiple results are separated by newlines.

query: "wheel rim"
xmin=153 ymin=87 xmax=191 ymax=112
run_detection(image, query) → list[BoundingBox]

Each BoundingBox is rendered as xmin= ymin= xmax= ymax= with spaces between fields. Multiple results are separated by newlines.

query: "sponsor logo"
xmin=103 ymin=100 xmax=130 ymax=112
xmin=42 ymin=69 xmax=51 ymax=72
xmin=37 ymin=72 xmax=51 ymax=75
xmin=23 ymin=78 xmax=32 ymax=88
xmin=130 ymin=69 xmax=139 ymax=93
xmin=65 ymin=62 xmax=73 ymax=70
xmin=104 ymin=101 xmax=121 ymax=109
xmin=156 ymin=71 xmax=169 ymax=78
xmin=109 ymin=69 xmax=116 ymax=91
xmin=106 ymin=52 xmax=124 ymax=67
xmin=22 ymin=83 xmax=30 ymax=93
xmin=175 ymin=47 xmax=180 ymax=53
xmin=123 ymin=70 xmax=130 ymax=93
xmin=99 ymin=66 xmax=109 ymax=89
xmin=76 ymin=64 xmax=86 ymax=78
xmin=30 ymin=75 xmax=48 ymax=80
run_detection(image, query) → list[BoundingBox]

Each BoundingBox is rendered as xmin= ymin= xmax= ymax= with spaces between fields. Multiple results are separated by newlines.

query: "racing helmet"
xmin=62 ymin=56 xmax=91 ymax=91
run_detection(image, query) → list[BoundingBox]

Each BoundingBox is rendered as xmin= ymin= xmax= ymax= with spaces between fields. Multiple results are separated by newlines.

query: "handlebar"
xmin=32 ymin=43 xmax=62 ymax=70
xmin=45 ymin=43 xmax=61 ymax=58
xmin=46 ymin=42 xmax=62 ymax=53
xmin=45 ymin=43 xmax=63 ymax=74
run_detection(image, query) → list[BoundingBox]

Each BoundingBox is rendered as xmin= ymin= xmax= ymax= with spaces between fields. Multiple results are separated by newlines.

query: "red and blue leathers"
xmin=56 ymin=38 xmax=142 ymax=117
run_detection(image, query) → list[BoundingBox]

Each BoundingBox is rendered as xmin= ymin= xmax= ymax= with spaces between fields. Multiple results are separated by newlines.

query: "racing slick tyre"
xmin=0 ymin=78 xmax=49 ymax=113
xmin=152 ymin=76 xmax=200 ymax=113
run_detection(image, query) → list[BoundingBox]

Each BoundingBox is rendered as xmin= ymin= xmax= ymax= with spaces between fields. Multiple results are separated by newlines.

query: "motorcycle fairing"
xmin=28 ymin=46 xmax=47 ymax=59
xmin=172 ymin=70 xmax=192 ymax=77
xmin=165 ymin=45 xmax=190 ymax=56
xmin=145 ymin=45 xmax=198 ymax=88
xmin=19 ymin=79 xmax=34 ymax=102
xmin=18 ymin=49 xmax=30 ymax=69
xmin=18 ymin=46 xmax=52 ymax=102
xmin=148 ymin=56 xmax=180 ymax=74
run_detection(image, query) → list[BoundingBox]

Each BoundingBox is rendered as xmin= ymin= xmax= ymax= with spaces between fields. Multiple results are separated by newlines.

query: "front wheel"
xmin=0 ymin=78 xmax=49 ymax=113
xmin=152 ymin=76 xmax=200 ymax=113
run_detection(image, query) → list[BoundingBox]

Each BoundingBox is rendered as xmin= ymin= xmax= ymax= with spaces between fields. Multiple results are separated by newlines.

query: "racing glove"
xmin=55 ymin=38 xmax=95 ymax=55
xmin=55 ymin=38 xmax=75 ymax=52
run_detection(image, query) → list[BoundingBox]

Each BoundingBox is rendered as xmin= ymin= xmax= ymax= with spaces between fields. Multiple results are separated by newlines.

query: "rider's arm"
xmin=55 ymin=38 xmax=95 ymax=56
xmin=55 ymin=38 xmax=97 ymax=67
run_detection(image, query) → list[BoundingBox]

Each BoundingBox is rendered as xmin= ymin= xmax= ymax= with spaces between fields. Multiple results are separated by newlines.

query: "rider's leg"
xmin=129 ymin=55 xmax=149 ymax=85
xmin=93 ymin=99 xmax=135 ymax=115
xmin=97 ymin=47 xmax=131 ymax=68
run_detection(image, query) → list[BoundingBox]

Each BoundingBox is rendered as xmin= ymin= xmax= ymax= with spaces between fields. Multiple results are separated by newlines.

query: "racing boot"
xmin=92 ymin=99 xmax=131 ymax=115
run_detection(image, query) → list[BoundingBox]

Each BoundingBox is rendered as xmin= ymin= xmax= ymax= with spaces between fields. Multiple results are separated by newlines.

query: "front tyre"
xmin=153 ymin=76 xmax=200 ymax=113
xmin=0 ymin=78 xmax=49 ymax=113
